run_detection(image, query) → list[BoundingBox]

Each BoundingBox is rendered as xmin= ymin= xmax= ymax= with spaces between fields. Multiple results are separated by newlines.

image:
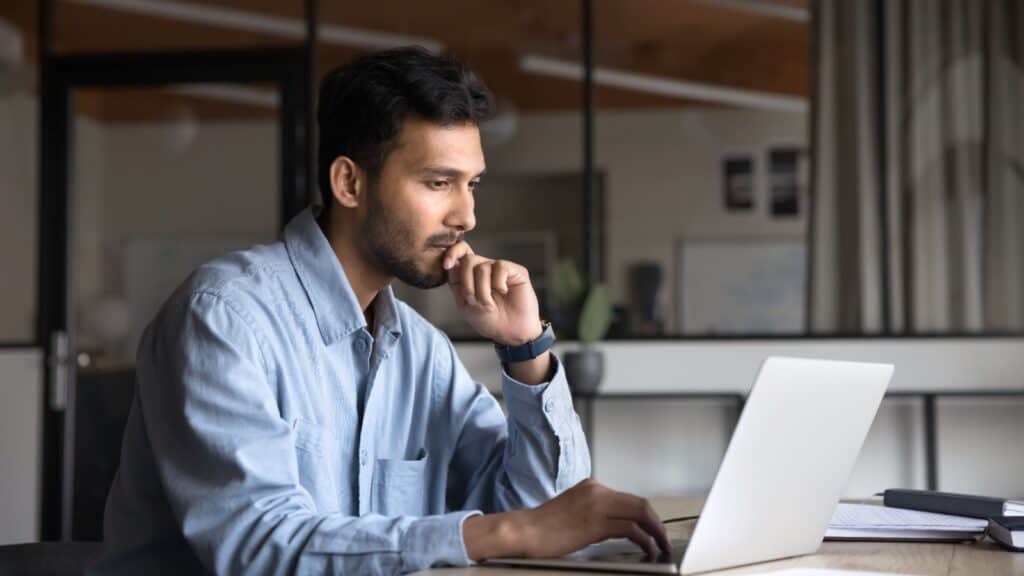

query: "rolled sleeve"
xmin=500 ymin=356 xmax=577 ymax=436
xmin=499 ymin=354 xmax=592 ymax=495
xmin=446 ymin=340 xmax=592 ymax=515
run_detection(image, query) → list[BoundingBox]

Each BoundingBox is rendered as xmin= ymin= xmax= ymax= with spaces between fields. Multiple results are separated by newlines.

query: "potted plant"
xmin=551 ymin=259 xmax=612 ymax=395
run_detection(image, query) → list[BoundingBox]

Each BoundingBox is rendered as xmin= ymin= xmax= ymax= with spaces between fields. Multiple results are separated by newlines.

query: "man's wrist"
xmin=496 ymin=320 xmax=545 ymax=347
xmin=463 ymin=511 xmax=530 ymax=561
xmin=505 ymin=351 xmax=553 ymax=385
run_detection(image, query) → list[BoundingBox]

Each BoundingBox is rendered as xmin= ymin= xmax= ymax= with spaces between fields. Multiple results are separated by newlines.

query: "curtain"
xmin=810 ymin=0 xmax=1024 ymax=334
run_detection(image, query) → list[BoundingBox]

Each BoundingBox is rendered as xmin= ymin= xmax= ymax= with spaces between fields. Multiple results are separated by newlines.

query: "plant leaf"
xmin=578 ymin=283 xmax=611 ymax=344
xmin=552 ymin=258 xmax=585 ymax=306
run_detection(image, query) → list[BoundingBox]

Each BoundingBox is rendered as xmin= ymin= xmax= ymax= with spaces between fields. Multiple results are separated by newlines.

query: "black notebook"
xmin=883 ymin=489 xmax=1024 ymax=519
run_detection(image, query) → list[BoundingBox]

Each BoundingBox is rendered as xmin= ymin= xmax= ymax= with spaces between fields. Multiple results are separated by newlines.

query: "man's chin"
xmin=406 ymin=275 xmax=446 ymax=290
xmin=394 ymin=265 xmax=447 ymax=290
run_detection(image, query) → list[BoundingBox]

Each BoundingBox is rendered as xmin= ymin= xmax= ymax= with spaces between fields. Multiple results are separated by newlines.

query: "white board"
xmin=677 ymin=239 xmax=806 ymax=335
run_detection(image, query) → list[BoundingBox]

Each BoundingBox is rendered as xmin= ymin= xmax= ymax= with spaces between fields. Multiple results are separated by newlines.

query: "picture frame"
xmin=722 ymin=155 xmax=755 ymax=211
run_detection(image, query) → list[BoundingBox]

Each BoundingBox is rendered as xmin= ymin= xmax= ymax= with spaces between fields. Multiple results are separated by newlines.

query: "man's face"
xmin=358 ymin=117 xmax=484 ymax=289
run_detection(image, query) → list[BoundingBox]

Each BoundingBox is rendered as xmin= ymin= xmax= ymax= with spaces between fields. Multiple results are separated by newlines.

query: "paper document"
xmin=774 ymin=565 xmax=913 ymax=569
xmin=826 ymin=503 xmax=987 ymax=541
xmin=770 ymin=565 xmax=917 ymax=569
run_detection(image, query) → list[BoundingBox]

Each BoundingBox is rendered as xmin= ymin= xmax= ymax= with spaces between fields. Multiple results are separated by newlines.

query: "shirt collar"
xmin=283 ymin=208 xmax=402 ymax=345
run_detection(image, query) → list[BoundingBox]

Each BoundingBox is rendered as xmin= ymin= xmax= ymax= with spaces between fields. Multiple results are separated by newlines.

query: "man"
xmin=96 ymin=47 xmax=668 ymax=574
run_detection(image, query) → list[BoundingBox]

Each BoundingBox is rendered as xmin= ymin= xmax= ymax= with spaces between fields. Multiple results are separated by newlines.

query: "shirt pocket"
xmin=292 ymin=417 xmax=342 ymax=513
xmin=371 ymin=448 xmax=429 ymax=517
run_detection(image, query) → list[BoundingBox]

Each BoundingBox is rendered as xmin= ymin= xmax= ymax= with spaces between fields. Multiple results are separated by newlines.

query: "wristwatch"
xmin=494 ymin=321 xmax=556 ymax=363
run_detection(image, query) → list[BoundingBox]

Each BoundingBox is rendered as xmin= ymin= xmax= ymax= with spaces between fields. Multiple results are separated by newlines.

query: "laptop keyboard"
xmin=567 ymin=538 xmax=689 ymax=564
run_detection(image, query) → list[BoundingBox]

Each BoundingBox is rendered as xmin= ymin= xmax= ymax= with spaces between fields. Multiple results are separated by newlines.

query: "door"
xmin=38 ymin=49 xmax=311 ymax=540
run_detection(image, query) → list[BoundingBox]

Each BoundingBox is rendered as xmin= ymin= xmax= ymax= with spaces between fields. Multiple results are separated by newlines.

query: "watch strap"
xmin=494 ymin=322 xmax=555 ymax=363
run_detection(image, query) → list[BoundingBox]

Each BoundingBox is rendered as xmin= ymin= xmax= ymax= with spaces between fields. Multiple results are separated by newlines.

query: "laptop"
xmin=488 ymin=356 xmax=894 ymax=574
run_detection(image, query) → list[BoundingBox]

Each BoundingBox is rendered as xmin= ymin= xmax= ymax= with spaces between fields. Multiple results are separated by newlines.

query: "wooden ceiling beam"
xmin=1 ymin=0 xmax=809 ymax=121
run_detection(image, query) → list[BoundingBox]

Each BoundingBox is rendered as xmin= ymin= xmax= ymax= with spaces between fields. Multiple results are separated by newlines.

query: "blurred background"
xmin=1 ymin=0 xmax=1022 ymax=547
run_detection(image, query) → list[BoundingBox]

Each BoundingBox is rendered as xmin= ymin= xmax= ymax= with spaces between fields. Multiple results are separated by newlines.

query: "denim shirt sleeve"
xmin=442 ymin=337 xmax=592 ymax=513
xmin=136 ymin=291 xmax=478 ymax=574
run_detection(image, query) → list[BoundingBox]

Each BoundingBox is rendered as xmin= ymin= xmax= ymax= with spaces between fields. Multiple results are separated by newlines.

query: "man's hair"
xmin=317 ymin=46 xmax=493 ymax=208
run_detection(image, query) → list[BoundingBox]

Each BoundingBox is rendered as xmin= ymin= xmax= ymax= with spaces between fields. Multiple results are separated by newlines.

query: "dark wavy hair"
xmin=317 ymin=46 xmax=493 ymax=210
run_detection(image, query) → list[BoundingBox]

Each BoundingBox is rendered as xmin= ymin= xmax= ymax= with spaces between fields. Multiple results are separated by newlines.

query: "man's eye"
xmin=469 ymin=180 xmax=480 ymax=191
xmin=429 ymin=180 xmax=448 ymax=189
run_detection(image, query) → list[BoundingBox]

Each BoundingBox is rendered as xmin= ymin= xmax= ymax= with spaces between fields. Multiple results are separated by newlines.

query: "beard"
xmin=361 ymin=186 xmax=461 ymax=290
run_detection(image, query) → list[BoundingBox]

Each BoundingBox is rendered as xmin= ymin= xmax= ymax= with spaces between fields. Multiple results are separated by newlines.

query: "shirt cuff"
xmin=500 ymin=354 xmax=575 ymax=434
xmin=402 ymin=510 xmax=483 ymax=571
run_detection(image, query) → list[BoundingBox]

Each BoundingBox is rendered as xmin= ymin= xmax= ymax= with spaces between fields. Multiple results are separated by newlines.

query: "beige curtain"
xmin=811 ymin=0 xmax=1024 ymax=334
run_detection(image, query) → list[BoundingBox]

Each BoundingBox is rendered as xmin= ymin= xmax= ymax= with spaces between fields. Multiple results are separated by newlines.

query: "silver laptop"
xmin=488 ymin=356 xmax=894 ymax=574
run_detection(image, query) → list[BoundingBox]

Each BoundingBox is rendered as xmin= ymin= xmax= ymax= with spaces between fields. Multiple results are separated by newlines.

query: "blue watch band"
xmin=494 ymin=322 xmax=555 ymax=363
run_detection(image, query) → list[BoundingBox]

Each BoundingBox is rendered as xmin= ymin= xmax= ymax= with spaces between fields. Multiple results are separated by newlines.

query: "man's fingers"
xmin=492 ymin=261 xmax=510 ymax=295
xmin=443 ymin=241 xmax=474 ymax=272
xmin=449 ymin=254 xmax=496 ymax=307
xmin=606 ymin=493 xmax=671 ymax=555
xmin=474 ymin=262 xmax=495 ymax=308
xmin=627 ymin=497 xmax=671 ymax=555
xmin=608 ymin=520 xmax=658 ymax=560
xmin=459 ymin=255 xmax=478 ymax=302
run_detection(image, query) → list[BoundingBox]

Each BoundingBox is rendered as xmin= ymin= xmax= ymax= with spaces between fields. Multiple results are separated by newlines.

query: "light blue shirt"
xmin=94 ymin=208 xmax=591 ymax=575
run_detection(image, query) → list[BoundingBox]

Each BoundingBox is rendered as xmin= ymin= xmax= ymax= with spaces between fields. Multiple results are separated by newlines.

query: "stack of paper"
xmin=826 ymin=503 xmax=988 ymax=541
xmin=774 ymin=565 xmax=913 ymax=569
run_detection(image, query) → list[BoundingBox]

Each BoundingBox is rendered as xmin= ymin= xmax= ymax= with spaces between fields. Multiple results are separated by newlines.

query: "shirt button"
xmin=355 ymin=339 xmax=367 ymax=352
xmin=543 ymin=399 xmax=556 ymax=413
xmin=359 ymin=449 xmax=368 ymax=466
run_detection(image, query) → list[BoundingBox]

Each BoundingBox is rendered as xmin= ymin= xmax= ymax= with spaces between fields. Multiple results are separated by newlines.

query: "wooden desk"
xmin=419 ymin=497 xmax=1024 ymax=575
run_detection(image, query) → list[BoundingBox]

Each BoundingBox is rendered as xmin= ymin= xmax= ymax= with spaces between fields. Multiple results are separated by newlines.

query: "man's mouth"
xmin=427 ymin=236 xmax=462 ymax=251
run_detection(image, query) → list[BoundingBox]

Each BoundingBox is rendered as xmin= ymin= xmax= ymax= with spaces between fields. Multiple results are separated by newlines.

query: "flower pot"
xmin=564 ymin=348 xmax=604 ymax=396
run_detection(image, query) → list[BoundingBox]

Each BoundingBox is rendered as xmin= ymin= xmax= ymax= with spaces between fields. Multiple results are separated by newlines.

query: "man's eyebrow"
xmin=419 ymin=166 xmax=487 ymax=179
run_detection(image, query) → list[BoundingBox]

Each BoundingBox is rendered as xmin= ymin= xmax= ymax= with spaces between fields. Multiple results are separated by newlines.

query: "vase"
xmin=564 ymin=347 xmax=604 ymax=396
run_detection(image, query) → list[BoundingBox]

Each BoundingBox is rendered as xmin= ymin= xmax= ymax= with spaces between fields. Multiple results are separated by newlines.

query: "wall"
xmin=75 ymin=117 xmax=109 ymax=336
xmin=0 ymin=349 xmax=43 ymax=544
xmin=3 ymin=102 xmax=805 ymax=343
xmin=0 ymin=98 xmax=108 ymax=345
xmin=485 ymin=107 xmax=808 ymax=332
xmin=73 ymin=117 xmax=280 ymax=359
xmin=456 ymin=339 xmax=1024 ymax=498
xmin=0 ymin=94 xmax=36 ymax=342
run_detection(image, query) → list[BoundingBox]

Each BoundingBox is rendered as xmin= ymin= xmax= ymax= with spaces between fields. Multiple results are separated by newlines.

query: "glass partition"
xmin=593 ymin=0 xmax=810 ymax=337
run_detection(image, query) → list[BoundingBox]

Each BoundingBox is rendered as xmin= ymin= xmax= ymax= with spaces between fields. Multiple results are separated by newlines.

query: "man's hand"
xmin=462 ymin=479 xmax=671 ymax=562
xmin=443 ymin=241 xmax=542 ymax=346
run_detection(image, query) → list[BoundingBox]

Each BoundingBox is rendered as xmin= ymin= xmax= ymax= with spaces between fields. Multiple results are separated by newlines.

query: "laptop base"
xmin=485 ymin=538 xmax=688 ymax=574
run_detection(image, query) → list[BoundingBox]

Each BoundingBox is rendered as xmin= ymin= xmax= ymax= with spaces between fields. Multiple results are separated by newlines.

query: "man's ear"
xmin=329 ymin=156 xmax=365 ymax=209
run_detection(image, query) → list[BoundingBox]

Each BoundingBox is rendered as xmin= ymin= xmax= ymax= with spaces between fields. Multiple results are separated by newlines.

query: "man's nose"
xmin=447 ymin=185 xmax=476 ymax=232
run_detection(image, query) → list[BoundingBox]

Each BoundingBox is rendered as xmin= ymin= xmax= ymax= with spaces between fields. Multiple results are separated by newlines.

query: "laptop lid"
xmin=680 ymin=356 xmax=893 ymax=574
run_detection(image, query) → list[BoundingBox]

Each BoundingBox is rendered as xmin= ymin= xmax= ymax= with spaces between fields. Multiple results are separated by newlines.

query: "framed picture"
xmin=722 ymin=155 xmax=754 ymax=211
xmin=768 ymin=146 xmax=804 ymax=218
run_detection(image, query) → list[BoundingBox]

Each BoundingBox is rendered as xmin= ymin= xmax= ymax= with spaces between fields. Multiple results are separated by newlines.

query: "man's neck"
xmin=318 ymin=213 xmax=390 ymax=327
